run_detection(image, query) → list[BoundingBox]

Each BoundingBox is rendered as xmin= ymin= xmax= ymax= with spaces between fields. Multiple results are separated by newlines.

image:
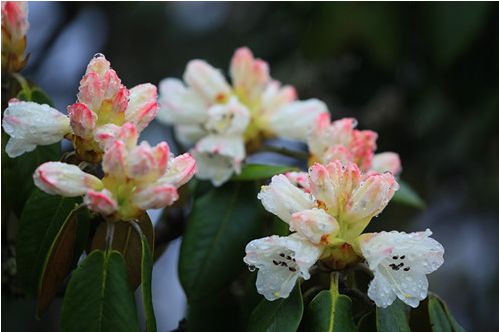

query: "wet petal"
xmin=84 ymin=189 xmax=118 ymax=216
xmin=133 ymin=183 xmax=179 ymax=210
xmin=290 ymin=208 xmax=339 ymax=244
xmin=159 ymin=153 xmax=197 ymax=188
xmin=33 ymin=162 xmax=102 ymax=197
xmin=125 ymin=83 xmax=158 ymax=132
xmin=372 ymin=152 xmax=402 ymax=175
xmin=268 ymin=99 xmax=328 ymax=141
xmin=258 ymin=174 xmax=315 ymax=224
xmin=67 ymin=102 xmax=97 ymax=138
xmin=2 ymin=100 xmax=70 ymax=157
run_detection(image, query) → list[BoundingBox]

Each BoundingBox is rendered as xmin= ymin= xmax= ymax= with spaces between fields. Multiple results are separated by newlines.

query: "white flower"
xmin=358 ymin=229 xmax=444 ymax=308
xmin=2 ymin=100 xmax=71 ymax=157
xmin=290 ymin=208 xmax=339 ymax=244
xmin=158 ymin=47 xmax=328 ymax=186
xmin=244 ymin=234 xmax=322 ymax=301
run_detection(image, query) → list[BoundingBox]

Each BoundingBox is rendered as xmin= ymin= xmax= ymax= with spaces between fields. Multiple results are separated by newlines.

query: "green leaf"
xmin=248 ymin=284 xmax=303 ymax=332
xmin=231 ymin=164 xmax=299 ymax=181
xmin=179 ymin=182 xmax=264 ymax=301
xmin=428 ymin=294 xmax=464 ymax=332
xmin=392 ymin=180 xmax=425 ymax=209
xmin=138 ymin=226 xmax=157 ymax=332
xmin=306 ymin=274 xmax=356 ymax=332
xmin=36 ymin=206 xmax=90 ymax=316
xmin=60 ymin=250 xmax=139 ymax=332
xmin=376 ymin=299 xmax=410 ymax=332
xmin=16 ymin=189 xmax=80 ymax=296
xmin=30 ymin=87 xmax=54 ymax=106
xmin=2 ymin=138 xmax=60 ymax=217
xmin=91 ymin=213 xmax=154 ymax=289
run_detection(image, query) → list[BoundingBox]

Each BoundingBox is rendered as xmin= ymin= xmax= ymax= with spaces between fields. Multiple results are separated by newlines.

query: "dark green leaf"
xmin=376 ymin=299 xmax=410 ymax=332
xmin=30 ymin=88 xmax=54 ymax=106
xmin=16 ymin=189 xmax=80 ymax=296
xmin=2 ymin=139 xmax=60 ymax=217
xmin=179 ymin=182 xmax=264 ymax=301
xmin=36 ymin=206 xmax=90 ymax=316
xmin=392 ymin=180 xmax=425 ymax=209
xmin=428 ymin=294 xmax=465 ymax=332
xmin=248 ymin=284 xmax=303 ymax=332
xmin=231 ymin=164 xmax=299 ymax=181
xmin=306 ymin=274 xmax=356 ymax=332
xmin=138 ymin=227 xmax=157 ymax=332
xmin=91 ymin=213 xmax=154 ymax=289
xmin=60 ymin=250 xmax=139 ymax=332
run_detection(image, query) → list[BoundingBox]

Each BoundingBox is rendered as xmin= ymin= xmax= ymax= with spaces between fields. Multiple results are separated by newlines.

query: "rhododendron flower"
xmin=33 ymin=123 xmax=196 ymax=220
xmin=245 ymin=160 xmax=399 ymax=300
xmin=2 ymin=54 xmax=158 ymax=161
xmin=158 ymin=47 xmax=328 ymax=186
xmin=244 ymin=233 xmax=323 ymax=300
xmin=308 ymin=113 xmax=401 ymax=175
xmin=357 ymin=229 xmax=444 ymax=308
xmin=1 ymin=1 xmax=29 ymax=72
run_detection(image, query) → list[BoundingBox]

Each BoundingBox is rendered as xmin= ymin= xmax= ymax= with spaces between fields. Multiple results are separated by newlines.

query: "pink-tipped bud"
xmin=102 ymin=140 xmax=127 ymax=177
xmin=160 ymin=153 xmax=197 ymax=188
xmin=84 ymin=189 xmax=118 ymax=215
xmin=343 ymin=172 xmax=399 ymax=223
xmin=230 ymin=47 xmax=269 ymax=101
xmin=290 ymin=208 xmax=339 ymax=244
xmin=2 ymin=1 xmax=28 ymax=41
xmin=125 ymin=83 xmax=158 ymax=132
xmin=133 ymin=184 xmax=179 ymax=210
xmin=33 ymin=162 xmax=102 ymax=197
xmin=67 ymin=102 xmax=97 ymax=138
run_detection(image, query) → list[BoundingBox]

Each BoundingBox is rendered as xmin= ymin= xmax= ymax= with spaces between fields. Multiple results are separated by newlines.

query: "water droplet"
xmin=248 ymin=265 xmax=256 ymax=272
xmin=93 ymin=53 xmax=105 ymax=59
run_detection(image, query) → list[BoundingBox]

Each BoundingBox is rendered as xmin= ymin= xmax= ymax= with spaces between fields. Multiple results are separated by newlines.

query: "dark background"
xmin=3 ymin=2 xmax=499 ymax=331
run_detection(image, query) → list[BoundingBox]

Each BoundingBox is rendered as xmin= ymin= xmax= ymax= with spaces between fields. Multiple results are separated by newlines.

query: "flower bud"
xmin=125 ymin=83 xmax=158 ymax=132
xmin=84 ymin=189 xmax=118 ymax=216
xmin=34 ymin=162 xmax=102 ymax=197
xmin=67 ymin=102 xmax=97 ymax=138
xmin=133 ymin=184 xmax=179 ymax=210
xmin=372 ymin=152 xmax=402 ymax=175
xmin=290 ymin=208 xmax=339 ymax=244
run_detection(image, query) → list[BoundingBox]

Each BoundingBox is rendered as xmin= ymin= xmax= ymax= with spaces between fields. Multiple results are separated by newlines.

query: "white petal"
xmin=33 ymin=162 xmax=102 ymax=197
xmin=244 ymin=234 xmax=322 ymax=300
xmin=192 ymin=135 xmax=245 ymax=186
xmin=133 ymin=184 xmax=179 ymax=210
xmin=205 ymin=97 xmax=250 ymax=135
xmin=372 ymin=152 xmax=402 ymax=175
xmin=268 ymin=99 xmax=328 ymax=141
xmin=366 ymin=271 xmax=397 ymax=308
xmin=174 ymin=124 xmax=207 ymax=146
xmin=5 ymin=138 xmax=36 ymax=157
xmin=229 ymin=47 xmax=269 ymax=103
xmin=359 ymin=229 xmax=444 ymax=308
xmin=84 ymin=189 xmax=118 ymax=216
xmin=2 ymin=101 xmax=70 ymax=157
xmin=159 ymin=153 xmax=197 ymax=188
xmin=290 ymin=208 xmax=339 ymax=244
xmin=257 ymin=174 xmax=315 ymax=224
xmin=157 ymin=78 xmax=208 ymax=125
xmin=183 ymin=60 xmax=231 ymax=104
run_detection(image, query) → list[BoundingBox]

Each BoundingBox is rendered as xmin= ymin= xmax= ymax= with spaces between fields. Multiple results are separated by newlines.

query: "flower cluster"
xmin=2 ymin=54 xmax=158 ymax=162
xmin=157 ymin=47 xmax=328 ymax=186
xmin=1 ymin=1 xmax=29 ymax=72
xmin=33 ymin=123 xmax=196 ymax=221
xmin=244 ymin=157 xmax=443 ymax=308
xmin=2 ymin=52 xmax=197 ymax=220
xmin=308 ymin=113 xmax=401 ymax=175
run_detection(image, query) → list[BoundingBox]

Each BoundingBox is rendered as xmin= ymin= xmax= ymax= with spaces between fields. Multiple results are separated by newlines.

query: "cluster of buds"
xmin=33 ymin=123 xmax=196 ymax=220
xmin=2 ymin=51 xmax=197 ymax=221
xmin=157 ymin=47 xmax=328 ymax=186
xmin=2 ymin=54 xmax=158 ymax=162
xmin=308 ymin=113 xmax=401 ymax=174
xmin=1 ymin=1 xmax=29 ymax=72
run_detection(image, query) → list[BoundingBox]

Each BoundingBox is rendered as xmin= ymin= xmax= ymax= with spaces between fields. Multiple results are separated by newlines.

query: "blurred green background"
xmin=3 ymin=2 xmax=499 ymax=331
